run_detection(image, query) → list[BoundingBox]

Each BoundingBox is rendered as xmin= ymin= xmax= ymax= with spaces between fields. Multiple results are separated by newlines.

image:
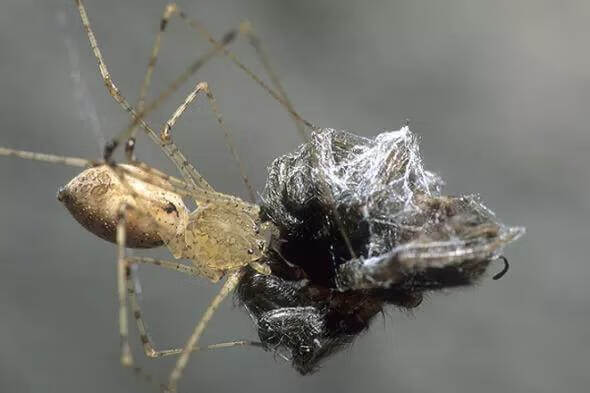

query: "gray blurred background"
xmin=0 ymin=0 xmax=588 ymax=392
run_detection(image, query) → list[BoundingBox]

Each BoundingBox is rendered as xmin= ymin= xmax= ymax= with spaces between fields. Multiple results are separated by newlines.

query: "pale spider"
xmin=0 ymin=1 xmax=524 ymax=392
xmin=1 ymin=0 xmax=312 ymax=391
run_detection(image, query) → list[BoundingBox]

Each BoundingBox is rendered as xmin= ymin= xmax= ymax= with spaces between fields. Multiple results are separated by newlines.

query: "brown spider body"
xmin=57 ymin=164 xmax=187 ymax=248
xmin=57 ymin=163 xmax=271 ymax=281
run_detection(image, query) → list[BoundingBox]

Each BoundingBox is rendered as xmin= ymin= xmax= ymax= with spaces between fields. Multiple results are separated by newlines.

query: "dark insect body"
xmin=237 ymin=127 xmax=524 ymax=373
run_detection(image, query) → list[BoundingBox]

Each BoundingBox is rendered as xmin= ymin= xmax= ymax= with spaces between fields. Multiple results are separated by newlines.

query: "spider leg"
xmin=160 ymin=80 xmax=255 ymax=201
xmin=114 ymin=227 xmax=258 ymax=390
xmin=176 ymin=10 xmax=314 ymax=132
xmin=113 ymin=2 xmax=312 ymax=164
xmin=236 ymin=20 xmax=307 ymax=139
xmin=167 ymin=270 xmax=242 ymax=393
xmin=123 ymin=4 xmax=178 ymax=163
xmin=123 ymin=257 xmax=262 ymax=358
xmin=136 ymin=4 xmax=178 ymax=119
xmin=0 ymin=147 xmax=91 ymax=167
xmin=74 ymin=0 xmax=208 ymax=191
xmin=76 ymin=0 xmax=314 ymax=204
xmin=123 ymin=4 xmax=239 ymax=161
xmin=115 ymin=202 xmax=134 ymax=367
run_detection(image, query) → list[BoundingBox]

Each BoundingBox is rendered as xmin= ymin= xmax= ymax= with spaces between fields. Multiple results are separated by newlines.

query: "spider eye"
xmin=163 ymin=201 xmax=178 ymax=216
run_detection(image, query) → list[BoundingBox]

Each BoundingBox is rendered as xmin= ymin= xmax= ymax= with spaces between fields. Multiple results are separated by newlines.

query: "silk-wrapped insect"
xmin=237 ymin=127 xmax=523 ymax=374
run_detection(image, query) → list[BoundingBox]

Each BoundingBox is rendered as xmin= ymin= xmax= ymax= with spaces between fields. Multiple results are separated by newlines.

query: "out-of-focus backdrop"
xmin=0 ymin=1 xmax=587 ymax=392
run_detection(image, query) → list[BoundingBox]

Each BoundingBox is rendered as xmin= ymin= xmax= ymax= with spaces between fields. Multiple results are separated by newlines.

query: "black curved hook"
xmin=492 ymin=255 xmax=510 ymax=280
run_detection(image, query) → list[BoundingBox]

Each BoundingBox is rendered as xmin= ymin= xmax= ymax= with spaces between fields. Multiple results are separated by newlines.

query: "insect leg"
xmin=167 ymin=270 xmax=242 ymax=392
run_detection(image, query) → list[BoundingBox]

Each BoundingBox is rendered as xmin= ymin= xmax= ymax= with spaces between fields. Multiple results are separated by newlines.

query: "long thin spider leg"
xmin=167 ymin=270 xmax=242 ymax=392
xmin=125 ymin=3 xmax=179 ymax=161
xmin=116 ymin=5 xmax=309 ymax=163
xmin=0 ymin=146 xmax=200 ymax=200
xmin=104 ymin=3 xmax=241 ymax=162
xmin=247 ymin=22 xmax=356 ymax=257
xmin=116 ymin=203 xmax=134 ymax=367
xmin=0 ymin=146 xmax=246 ymax=214
xmin=119 ymin=161 xmax=213 ymax=201
xmin=117 ymin=258 xmax=201 ymax=390
xmin=136 ymin=4 xmax=178 ymax=117
xmin=127 ymin=256 xmax=201 ymax=277
xmin=119 ymin=265 xmax=167 ymax=391
xmin=74 ymin=0 xmax=145 ymax=156
xmin=116 ymin=39 xmax=234 ymax=158
xmin=124 ymin=262 xmax=260 ymax=358
xmin=74 ymin=0 xmax=207 ymax=191
xmin=113 ymin=195 xmax=201 ymax=370
xmin=124 ymin=161 xmax=184 ymax=190
xmin=176 ymin=10 xmax=315 ymax=132
xmin=200 ymin=83 xmax=255 ymax=202
xmin=161 ymin=81 xmax=255 ymax=201
xmin=0 ymin=147 xmax=92 ymax=168
xmin=117 ymin=164 xmax=249 ymax=209
xmin=0 ymin=146 xmax=217 ymax=207
xmin=238 ymin=21 xmax=307 ymax=140
xmin=102 ymin=4 xmax=307 ymax=201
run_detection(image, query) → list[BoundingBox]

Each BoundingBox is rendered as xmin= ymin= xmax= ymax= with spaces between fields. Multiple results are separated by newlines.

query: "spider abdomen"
xmin=57 ymin=164 xmax=188 ymax=248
